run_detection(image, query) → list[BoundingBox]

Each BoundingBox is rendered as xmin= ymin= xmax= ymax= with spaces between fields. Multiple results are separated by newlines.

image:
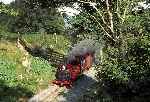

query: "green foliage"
xmin=0 ymin=29 xmax=18 ymax=40
xmin=69 ymin=13 xmax=97 ymax=33
xmin=99 ymin=35 xmax=150 ymax=81
xmin=30 ymin=56 xmax=56 ymax=81
xmin=0 ymin=3 xmax=19 ymax=33
xmin=0 ymin=41 xmax=55 ymax=101
xmin=95 ymin=9 xmax=150 ymax=100
xmin=0 ymin=2 xmax=19 ymax=16
xmin=68 ymin=12 xmax=103 ymax=42
xmin=71 ymin=1 xmax=150 ymax=101
xmin=0 ymin=0 xmax=150 ymax=101
xmin=9 ymin=0 xmax=65 ymax=34
xmin=0 ymin=59 xmax=17 ymax=86
xmin=23 ymin=34 xmax=71 ymax=54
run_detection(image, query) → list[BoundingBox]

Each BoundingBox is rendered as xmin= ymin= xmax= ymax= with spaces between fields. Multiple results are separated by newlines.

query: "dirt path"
xmin=28 ymin=85 xmax=64 ymax=102
xmin=28 ymin=67 xmax=97 ymax=102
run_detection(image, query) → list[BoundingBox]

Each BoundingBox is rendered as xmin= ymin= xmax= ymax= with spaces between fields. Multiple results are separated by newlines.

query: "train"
xmin=52 ymin=39 xmax=99 ymax=88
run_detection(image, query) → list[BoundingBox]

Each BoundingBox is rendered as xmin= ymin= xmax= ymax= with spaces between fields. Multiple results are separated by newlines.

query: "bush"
xmin=96 ymin=33 xmax=150 ymax=101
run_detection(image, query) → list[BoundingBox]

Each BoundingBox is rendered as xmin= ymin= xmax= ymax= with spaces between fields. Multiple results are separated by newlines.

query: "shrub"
xmin=96 ymin=33 xmax=150 ymax=101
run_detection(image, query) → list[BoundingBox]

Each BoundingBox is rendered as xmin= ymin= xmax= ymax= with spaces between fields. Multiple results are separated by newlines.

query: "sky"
xmin=0 ymin=0 xmax=14 ymax=4
xmin=58 ymin=3 xmax=80 ymax=16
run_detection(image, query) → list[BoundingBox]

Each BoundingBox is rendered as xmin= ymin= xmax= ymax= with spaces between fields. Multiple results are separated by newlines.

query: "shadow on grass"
xmin=0 ymin=80 xmax=33 ymax=102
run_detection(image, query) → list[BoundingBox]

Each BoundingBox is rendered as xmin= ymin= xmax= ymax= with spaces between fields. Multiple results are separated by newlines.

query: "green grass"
xmin=0 ymin=40 xmax=56 ymax=101
xmin=23 ymin=34 xmax=71 ymax=55
xmin=0 ymin=32 xmax=71 ymax=101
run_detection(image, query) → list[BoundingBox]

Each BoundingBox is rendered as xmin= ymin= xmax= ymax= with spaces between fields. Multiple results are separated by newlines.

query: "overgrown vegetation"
xmin=76 ymin=0 xmax=150 ymax=102
xmin=0 ymin=41 xmax=56 ymax=101
xmin=23 ymin=34 xmax=71 ymax=54
xmin=0 ymin=0 xmax=150 ymax=101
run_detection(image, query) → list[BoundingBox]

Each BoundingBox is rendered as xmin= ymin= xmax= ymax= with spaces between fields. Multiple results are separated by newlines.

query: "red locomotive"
xmin=52 ymin=39 xmax=99 ymax=88
xmin=52 ymin=53 xmax=94 ymax=88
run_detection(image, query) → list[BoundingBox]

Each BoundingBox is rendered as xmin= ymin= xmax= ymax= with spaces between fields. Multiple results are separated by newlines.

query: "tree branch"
xmin=116 ymin=0 xmax=130 ymax=24
xmin=122 ymin=0 xmax=130 ymax=24
xmin=116 ymin=0 xmax=124 ymax=21
xmin=77 ymin=0 xmax=113 ymax=33
xmin=86 ymin=13 xmax=117 ymax=42
xmin=106 ymin=0 xmax=114 ymax=34
xmin=77 ymin=0 xmax=117 ymax=42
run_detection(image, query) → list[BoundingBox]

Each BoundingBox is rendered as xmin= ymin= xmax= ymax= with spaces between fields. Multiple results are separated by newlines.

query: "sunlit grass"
xmin=0 ymin=32 xmax=71 ymax=101
xmin=0 ymin=40 xmax=56 ymax=101
xmin=23 ymin=34 xmax=71 ymax=55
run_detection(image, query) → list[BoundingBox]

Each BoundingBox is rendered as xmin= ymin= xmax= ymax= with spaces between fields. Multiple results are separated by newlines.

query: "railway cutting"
xmin=19 ymin=39 xmax=100 ymax=102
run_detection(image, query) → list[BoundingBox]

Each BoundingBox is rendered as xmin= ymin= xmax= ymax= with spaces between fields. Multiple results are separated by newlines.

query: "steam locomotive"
xmin=52 ymin=53 xmax=94 ymax=88
xmin=52 ymin=39 xmax=99 ymax=88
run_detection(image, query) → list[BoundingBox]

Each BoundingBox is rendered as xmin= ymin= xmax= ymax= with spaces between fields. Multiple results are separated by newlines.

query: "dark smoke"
xmin=66 ymin=39 xmax=101 ymax=64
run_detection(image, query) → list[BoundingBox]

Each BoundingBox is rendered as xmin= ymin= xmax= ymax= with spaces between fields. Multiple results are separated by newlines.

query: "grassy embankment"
xmin=0 ymin=32 xmax=71 ymax=101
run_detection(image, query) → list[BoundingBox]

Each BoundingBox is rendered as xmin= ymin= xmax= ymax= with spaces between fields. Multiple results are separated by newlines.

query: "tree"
xmin=66 ymin=0 xmax=150 ymax=101
xmin=9 ymin=0 xmax=65 ymax=34
xmin=0 ymin=2 xmax=19 ymax=34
